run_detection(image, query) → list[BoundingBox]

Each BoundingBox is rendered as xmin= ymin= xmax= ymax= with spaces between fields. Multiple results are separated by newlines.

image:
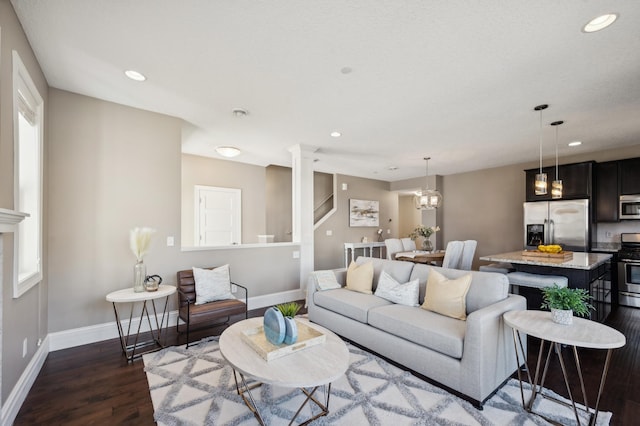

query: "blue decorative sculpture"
xmin=283 ymin=316 xmax=298 ymax=344
xmin=263 ymin=307 xmax=285 ymax=345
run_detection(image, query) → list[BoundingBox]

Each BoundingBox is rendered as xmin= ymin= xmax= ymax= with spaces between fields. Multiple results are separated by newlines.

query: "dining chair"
xmin=459 ymin=240 xmax=477 ymax=270
xmin=401 ymin=237 xmax=416 ymax=251
xmin=384 ymin=238 xmax=405 ymax=260
xmin=441 ymin=241 xmax=465 ymax=269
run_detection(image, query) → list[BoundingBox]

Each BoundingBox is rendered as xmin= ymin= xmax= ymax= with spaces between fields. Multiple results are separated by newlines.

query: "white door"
xmin=195 ymin=186 xmax=241 ymax=246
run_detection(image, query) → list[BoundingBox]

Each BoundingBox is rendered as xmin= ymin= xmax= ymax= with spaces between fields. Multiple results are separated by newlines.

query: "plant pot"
xmin=283 ymin=316 xmax=298 ymax=344
xmin=422 ymin=238 xmax=433 ymax=252
xmin=551 ymin=308 xmax=573 ymax=325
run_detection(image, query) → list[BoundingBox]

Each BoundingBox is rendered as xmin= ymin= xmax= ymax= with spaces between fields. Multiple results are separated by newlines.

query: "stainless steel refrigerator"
xmin=524 ymin=200 xmax=590 ymax=252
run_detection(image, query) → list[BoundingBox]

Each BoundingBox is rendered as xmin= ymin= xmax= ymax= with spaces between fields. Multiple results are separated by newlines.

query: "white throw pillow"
xmin=311 ymin=270 xmax=342 ymax=290
xmin=374 ymin=270 xmax=420 ymax=306
xmin=193 ymin=265 xmax=235 ymax=305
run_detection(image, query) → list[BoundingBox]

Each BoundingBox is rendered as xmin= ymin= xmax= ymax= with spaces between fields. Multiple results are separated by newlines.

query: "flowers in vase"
xmin=130 ymin=227 xmax=156 ymax=261
xmin=409 ymin=224 xmax=440 ymax=240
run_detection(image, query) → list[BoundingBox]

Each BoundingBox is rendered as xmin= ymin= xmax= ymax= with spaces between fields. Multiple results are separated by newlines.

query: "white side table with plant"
xmin=504 ymin=302 xmax=625 ymax=426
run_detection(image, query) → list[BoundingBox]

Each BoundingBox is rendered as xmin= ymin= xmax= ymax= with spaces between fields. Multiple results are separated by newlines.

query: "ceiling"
xmin=11 ymin=1 xmax=640 ymax=182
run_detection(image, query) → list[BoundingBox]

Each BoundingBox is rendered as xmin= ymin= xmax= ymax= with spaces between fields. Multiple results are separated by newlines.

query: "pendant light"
xmin=414 ymin=157 xmax=442 ymax=210
xmin=550 ymin=120 xmax=564 ymax=199
xmin=534 ymin=104 xmax=549 ymax=195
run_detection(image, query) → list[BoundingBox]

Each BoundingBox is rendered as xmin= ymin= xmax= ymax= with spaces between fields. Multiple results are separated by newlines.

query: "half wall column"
xmin=289 ymin=145 xmax=316 ymax=289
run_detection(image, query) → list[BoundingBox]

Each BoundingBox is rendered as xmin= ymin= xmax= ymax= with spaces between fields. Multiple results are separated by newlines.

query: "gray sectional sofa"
xmin=307 ymin=256 xmax=527 ymax=407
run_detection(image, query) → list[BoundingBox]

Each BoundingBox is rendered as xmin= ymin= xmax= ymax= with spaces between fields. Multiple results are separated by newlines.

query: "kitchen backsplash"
xmin=595 ymin=221 xmax=640 ymax=243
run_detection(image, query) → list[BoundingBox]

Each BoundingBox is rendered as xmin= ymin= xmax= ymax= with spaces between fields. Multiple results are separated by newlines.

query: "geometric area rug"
xmin=143 ymin=338 xmax=611 ymax=426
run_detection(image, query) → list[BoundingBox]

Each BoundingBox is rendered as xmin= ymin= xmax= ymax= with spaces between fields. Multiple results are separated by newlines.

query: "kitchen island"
xmin=480 ymin=251 xmax=613 ymax=322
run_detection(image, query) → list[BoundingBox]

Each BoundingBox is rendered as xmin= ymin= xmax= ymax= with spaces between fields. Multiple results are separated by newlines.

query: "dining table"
xmin=394 ymin=250 xmax=445 ymax=264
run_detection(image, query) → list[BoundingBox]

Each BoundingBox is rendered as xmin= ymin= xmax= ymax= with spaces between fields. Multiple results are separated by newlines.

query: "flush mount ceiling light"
xmin=124 ymin=69 xmax=146 ymax=81
xmin=330 ymin=131 xmax=342 ymax=138
xmin=414 ymin=157 xmax=442 ymax=210
xmin=569 ymin=141 xmax=582 ymax=147
xmin=534 ymin=104 xmax=549 ymax=196
xmin=550 ymin=120 xmax=564 ymax=199
xmin=215 ymin=146 xmax=241 ymax=158
xmin=232 ymin=108 xmax=248 ymax=117
xmin=583 ymin=13 xmax=618 ymax=33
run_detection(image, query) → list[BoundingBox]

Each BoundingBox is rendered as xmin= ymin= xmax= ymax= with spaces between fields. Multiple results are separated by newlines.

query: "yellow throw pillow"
xmin=421 ymin=268 xmax=472 ymax=320
xmin=346 ymin=261 xmax=374 ymax=294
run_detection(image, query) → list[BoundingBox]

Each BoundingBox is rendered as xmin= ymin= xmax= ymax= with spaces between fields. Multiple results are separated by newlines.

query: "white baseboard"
xmin=48 ymin=288 xmax=305 ymax=351
xmin=2 ymin=335 xmax=50 ymax=426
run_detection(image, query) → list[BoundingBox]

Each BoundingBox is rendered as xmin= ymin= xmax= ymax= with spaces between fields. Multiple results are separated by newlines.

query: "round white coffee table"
xmin=504 ymin=310 xmax=625 ymax=426
xmin=219 ymin=317 xmax=349 ymax=425
xmin=106 ymin=284 xmax=176 ymax=361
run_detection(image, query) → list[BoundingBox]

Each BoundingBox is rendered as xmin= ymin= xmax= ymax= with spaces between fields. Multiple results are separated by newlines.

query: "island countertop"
xmin=480 ymin=251 xmax=612 ymax=270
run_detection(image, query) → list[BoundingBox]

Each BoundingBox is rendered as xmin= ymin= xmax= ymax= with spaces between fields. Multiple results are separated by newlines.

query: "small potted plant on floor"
xmin=276 ymin=302 xmax=301 ymax=344
xmin=541 ymin=285 xmax=594 ymax=325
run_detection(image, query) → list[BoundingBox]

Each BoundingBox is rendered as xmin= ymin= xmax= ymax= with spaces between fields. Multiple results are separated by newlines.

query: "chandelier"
xmin=534 ymin=104 xmax=549 ymax=195
xmin=414 ymin=157 xmax=442 ymax=210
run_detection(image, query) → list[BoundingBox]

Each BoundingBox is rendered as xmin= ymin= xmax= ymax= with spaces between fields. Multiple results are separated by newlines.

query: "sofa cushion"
xmin=422 ymin=268 xmax=472 ymax=320
xmin=346 ymin=261 xmax=374 ymax=294
xmin=368 ymin=304 xmax=466 ymax=359
xmin=374 ymin=271 xmax=419 ymax=306
xmin=409 ymin=264 xmax=508 ymax=313
xmin=355 ymin=257 xmax=414 ymax=292
xmin=313 ymin=288 xmax=392 ymax=323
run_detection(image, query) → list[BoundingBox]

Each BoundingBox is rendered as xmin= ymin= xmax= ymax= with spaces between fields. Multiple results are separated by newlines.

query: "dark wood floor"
xmin=15 ymin=305 xmax=640 ymax=425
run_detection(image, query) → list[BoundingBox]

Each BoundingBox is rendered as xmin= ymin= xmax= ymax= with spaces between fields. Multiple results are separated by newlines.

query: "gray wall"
xmin=0 ymin=0 xmax=49 ymax=404
xmin=181 ymin=154 xmax=267 ymax=246
xmin=47 ymin=89 xmax=301 ymax=337
xmin=266 ymin=165 xmax=293 ymax=242
xmin=314 ymin=174 xmax=398 ymax=270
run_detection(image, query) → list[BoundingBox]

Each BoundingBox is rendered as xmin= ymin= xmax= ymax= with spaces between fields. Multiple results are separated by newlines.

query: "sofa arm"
xmin=306 ymin=268 xmax=347 ymax=309
xmin=460 ymin=294 xmax=527 ymax=401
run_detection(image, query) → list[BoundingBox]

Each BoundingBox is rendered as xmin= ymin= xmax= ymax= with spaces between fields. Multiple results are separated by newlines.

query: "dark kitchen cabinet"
xmin=525 ymin=161 xmax=594 ymax=202
xmin=595 ymin=161 xmax=619 ymax=222
xmin=619 ymin=158 xmax=640 ymax=195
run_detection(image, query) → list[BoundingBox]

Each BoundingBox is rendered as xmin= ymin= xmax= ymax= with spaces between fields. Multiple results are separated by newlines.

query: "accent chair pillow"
xmin=312 ymin=270 xmax=342 ymax=290
xmin=374 ymin=270 xmax=420 ymax=306
xmin=193 ymin=265 xmax=235 ymax=305
xmin=421 ymin=268 xmax=472 ymax=320
xmin=346 ymin=261 xmax=374 ymax=294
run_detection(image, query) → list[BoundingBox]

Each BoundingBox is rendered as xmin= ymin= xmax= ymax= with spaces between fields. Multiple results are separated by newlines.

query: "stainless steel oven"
xmin=618 ymin=233 xmax=640 ymax=307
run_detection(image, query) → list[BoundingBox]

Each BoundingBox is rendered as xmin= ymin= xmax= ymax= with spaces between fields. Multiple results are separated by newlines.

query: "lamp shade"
xmin=414 ymin=189 xmax=443 ymax=210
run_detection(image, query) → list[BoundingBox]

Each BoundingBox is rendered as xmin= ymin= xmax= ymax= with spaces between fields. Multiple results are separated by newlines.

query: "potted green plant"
xmin=276 ymin=302 xmax=301 ymax=344
xmin=540 ymin=285 xmax=594 ymax=325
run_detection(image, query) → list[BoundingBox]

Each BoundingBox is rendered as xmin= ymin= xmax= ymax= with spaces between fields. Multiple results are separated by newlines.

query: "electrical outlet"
xmin=326 ymin=230 xmax=332 ymax=236
xmin=167 ymin=236 xmax=175 ymax=246
xmin=292 ymin=251 xmax=300 ymax=259
xmin=605 ymin=231 xmax=612 ymax=238
xmin=231 ymin=284 xmax=238 ymax=293
xmin=22 ymin=338 xmax=28 ymax=358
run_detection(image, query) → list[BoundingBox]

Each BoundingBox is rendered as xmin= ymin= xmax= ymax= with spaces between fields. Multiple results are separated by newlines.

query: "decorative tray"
xmin=522 ymin=250 xmax=573 ymax=261
xmin=240 ymin=320 xmax=326 ymax=361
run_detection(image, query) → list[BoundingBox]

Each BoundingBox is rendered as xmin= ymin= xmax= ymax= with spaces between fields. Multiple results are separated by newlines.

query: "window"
xmin=12 ymin=51 xmax=44 ymax=298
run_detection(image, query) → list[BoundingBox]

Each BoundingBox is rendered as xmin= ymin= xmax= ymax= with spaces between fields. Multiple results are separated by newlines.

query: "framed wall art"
xmin=349 ymin=199 xmax=379 ymax=227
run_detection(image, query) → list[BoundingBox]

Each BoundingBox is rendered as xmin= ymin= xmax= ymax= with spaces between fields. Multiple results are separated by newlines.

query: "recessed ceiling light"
xmin=124 ymin=69 xmax=146 ymax=81
xmin=583 ymin=13 xmax=618 ymax=33
xmin=568 ymin=141 xmax=582 ymax=147
xmin=340 ymin=67 xmax=353 ymax=74
xmin=215 ymin=146 xmax=241 ymax=157
xmin=330 ymin=131 xmax=341 ymax=138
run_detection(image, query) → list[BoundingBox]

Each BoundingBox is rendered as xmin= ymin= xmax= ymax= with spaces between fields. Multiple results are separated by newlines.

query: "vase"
xmin=264 ymin=307 xmax=286 ymax=345
xmin=283 ymin=317 xmax=298 ymax=344
xmin=133 ymin=260 xmax=146 ymax=293
xmin=551 ymin=308 xmax=573 ymax=325
xmin=422 ymin=238 xmax=433 ymax=252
